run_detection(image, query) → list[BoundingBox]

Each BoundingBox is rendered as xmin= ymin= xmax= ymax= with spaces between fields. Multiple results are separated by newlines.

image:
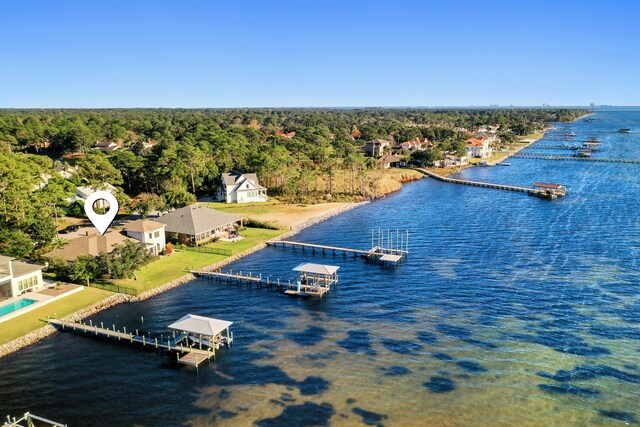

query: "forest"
xmin=0 ymin=107 xmax=589 ymax=261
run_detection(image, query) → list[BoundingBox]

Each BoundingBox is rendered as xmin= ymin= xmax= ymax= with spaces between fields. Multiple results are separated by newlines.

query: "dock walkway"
xmin=414 ymin=168 xmax=556 ymax=197
xmin=512 ymin=153 xmax=640 ymax=164
xmin=48 ymin=318 xmax=217 ymax=367
xmin=265 ymin=240 xmax=406 ymax=256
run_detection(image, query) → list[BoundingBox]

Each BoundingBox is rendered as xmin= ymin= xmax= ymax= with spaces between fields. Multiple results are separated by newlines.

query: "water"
xmin=1 ymin=109 xmax=640 ymax=426
xmin=0 ymin=299 xmax=36 ymax=317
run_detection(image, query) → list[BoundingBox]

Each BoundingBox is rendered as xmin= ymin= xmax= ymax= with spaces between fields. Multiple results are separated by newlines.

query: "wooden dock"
xmin=414 ymin=168 xmax=564 ymax=198
xmin=266 ymin=240 xmax=406 ymax=256
xmin=48 ymin=318 xmax=219 ymax=367
xmin=190 ymin=270 xmax=287 ymax=289
xmin=512 ymin=153 xmax=640 ymax=164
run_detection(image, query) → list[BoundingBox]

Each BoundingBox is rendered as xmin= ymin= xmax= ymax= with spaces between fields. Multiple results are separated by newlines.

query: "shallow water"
xmin=1 ymin=109 xmax=639 ymax=426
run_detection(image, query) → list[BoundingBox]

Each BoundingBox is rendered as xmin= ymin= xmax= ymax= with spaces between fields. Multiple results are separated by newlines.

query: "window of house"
xmin=154 ymin=231 xmax=160 ymax=238
xmin=18 ymin=275 xmax=39 ymax=293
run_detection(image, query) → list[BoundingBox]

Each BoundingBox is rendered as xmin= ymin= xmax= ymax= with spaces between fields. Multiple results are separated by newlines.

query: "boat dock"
xmin=48 ymin=314 xmax=233 ymax=368
xmin=512 ymin=153 xmax=640 ymax=164
xmin=190 ymin=270 xmax=287 ymax=289
xmin=192 ymin=262 xmax=342 ymax=298
xmin=415 ymin=168 xmax=565 ymax=199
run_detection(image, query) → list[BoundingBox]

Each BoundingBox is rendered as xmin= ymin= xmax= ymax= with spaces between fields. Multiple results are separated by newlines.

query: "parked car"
xmin=59 ymin=224 xmax=79 ymax=234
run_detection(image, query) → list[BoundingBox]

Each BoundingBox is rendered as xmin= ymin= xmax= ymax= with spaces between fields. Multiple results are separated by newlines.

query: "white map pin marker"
xmin=84 ymin=190 xmax=119 ymax=235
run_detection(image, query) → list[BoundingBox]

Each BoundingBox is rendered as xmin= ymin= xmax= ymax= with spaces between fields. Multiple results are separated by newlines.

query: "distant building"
xmin=398 ymin=137 xmax=432 ymax=152
xmin=277 ymin=131 xmax=296 ymax=138
xmin=435 ymin=153 xmax=468 ymax=167
xmin=0 ymin=255 xmax=45 ymax=298
xmin=124 ymin=219 xmax=167 ymax=255
xmin=466 ymin=137 xmax=493 ymax=158
xmin=218 ymin=171 xmax=267 ymax=203
xmin=365 ymin=139 xmax=391 ymax=158
xmin=156 ymin=204 xmax=243 ymax=245
xmin=94 ymin=141 xmax=120 ymax=152
xmin=44 ymin=232 xmax=138 ymax=262
xmin=350 ymin=130 xmax=362 ymax=140
xmin=66 ymin=184 xmax=117 ymax=209
xmin=378 ymin=153 xmax=404 ymax=169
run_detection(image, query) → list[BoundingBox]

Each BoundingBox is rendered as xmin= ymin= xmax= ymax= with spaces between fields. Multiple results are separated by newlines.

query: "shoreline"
xmin=0 ymin=201 xmax=370 ymax=360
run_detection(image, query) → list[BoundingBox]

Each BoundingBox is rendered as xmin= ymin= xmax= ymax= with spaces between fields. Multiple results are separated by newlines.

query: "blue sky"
xmin=1 ymin=0 xmax=639 ymax=107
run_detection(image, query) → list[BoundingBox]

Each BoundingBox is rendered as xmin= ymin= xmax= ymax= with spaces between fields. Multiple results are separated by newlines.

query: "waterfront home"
xmin=44 ymin=231 xmax=137 ymax=262
xmin=0 ymin=255 xmax=45 ymax=298
xmin=365 ymin=139 xmax=391 ymax=157
xmin=218 ymin=171 xmax=268 ymax=203
xmin=94 ymin=141 xmax=120 ymax=152
xmin=398 ymin=137 xmax=432 ymax=152
xmin=435 ymin=153 xmax=468 ymax=167
xmin=123 ymin=219 xmax=167 ymax=255
xmin=66 ymin=184 xmax=118 ymax=209
xmin=467 ymin=137 xmax=493 ymax=158
xmin=378 ymin=153 xmax=404 ymax=169
xmin=156 ymin=204 xmax=243 ymax=245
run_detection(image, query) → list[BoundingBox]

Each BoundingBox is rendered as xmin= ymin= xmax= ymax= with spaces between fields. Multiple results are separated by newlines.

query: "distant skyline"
xmin=1 ymin=0 xmax=639 ymax=108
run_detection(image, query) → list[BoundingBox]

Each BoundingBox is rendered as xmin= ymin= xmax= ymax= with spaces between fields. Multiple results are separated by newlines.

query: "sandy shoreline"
xmin=0 ymin=201 xmax=370 ymax=359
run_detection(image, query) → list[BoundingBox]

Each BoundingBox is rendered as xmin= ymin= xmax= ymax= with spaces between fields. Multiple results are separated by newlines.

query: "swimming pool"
xmin=0 ymin=299 xmax=37 ymax=317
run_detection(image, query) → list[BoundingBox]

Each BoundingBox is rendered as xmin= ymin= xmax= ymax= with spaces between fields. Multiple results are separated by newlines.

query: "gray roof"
xmin=221 ymin=171 xmax=265 ymax=189
xmin=168 ymin=314 xmax=232 ymax=336
xmin=0 ymin=255 xmax=15 ymax=264
xmin=157 ymin=205 xmax=243 ymax=236
xmin=10 ymin=260 xmax=44 ymax=277
xmin=293 ymin=263 xmax=340 ymax=276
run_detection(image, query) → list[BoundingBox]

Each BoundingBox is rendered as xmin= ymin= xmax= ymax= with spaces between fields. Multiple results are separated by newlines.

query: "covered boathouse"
xmin=285 ymin=263 xmax=340 ymax=298
xmin=532 ymin=182 xmax=567 ymax=199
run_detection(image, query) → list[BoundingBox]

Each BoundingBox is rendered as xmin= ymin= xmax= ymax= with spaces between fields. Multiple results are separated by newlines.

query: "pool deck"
xmin=0 ymin=284 xmax=84 ymax=325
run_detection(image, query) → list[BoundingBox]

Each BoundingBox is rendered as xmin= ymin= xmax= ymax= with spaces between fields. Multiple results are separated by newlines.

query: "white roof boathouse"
xmin=285 ymin=263 xmax=340 ymax=298
xmin=168 ymin=314 xmax=234 ymax=367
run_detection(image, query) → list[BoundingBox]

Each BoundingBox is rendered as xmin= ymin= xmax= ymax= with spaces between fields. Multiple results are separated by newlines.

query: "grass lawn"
xmin=0 ymin=287 xmax=111 ymax=346
xmin=111 ymin=227 xmax=285 ymax=293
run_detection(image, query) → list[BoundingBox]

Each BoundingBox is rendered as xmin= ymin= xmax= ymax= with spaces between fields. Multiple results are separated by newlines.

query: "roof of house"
xmin=351 ymin=130 xmax=362 ymax=137
xmin=221 ymin=171 xmax=259 ymax=186
xmin=10 ymin=260 xmax=44 ymax=277
xmin=168 ymin=314 xmax=233 ymax=336
xmin=156 ymin=205 xmax=243 ymax=236
xmin=124 ymin=219 xmax=166 ymax=233
xmin=0 ymin=255 xmax=14 ymax=264
xmin=293 ymin=263 xmax=340 ymax=276
xmin=467 ymin=137 xmax=490 ymax=147
xmin=76 ymin=184 xmax=117 ymax=199
xmin=44 ymin=231 xmax=137 ymax=262
xmin=378 ymin=153 xmax=403 ymax=163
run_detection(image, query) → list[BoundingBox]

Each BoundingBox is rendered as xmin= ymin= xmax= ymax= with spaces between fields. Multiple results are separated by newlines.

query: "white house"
xmin=124 ymin=219 xmax=167 ymax=255
xmin=94 ymin=141 xmax=120 ymax=152
xmin=66 ymin=184 xmax=117 ymax=209
xmin=434 ymin=153 xmax=468 ymax=167
xmin=218 ymin=171 xmax=268 ymax=203
xmin=466 ymin=137 xmax=493 ymax=158
xmin=0 ymin=255 xmax=45 ymax=298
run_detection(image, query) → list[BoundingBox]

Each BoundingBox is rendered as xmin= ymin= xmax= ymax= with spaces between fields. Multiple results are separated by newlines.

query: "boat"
xmin=567 ymin=132 xmax=577 ymax=137
xmin=618 ymin=128 xmax=631 ymax=133
xmin=500 ymin=162 xmax=511 ymax=166
xmin=479 ymin=160 xmax=489 ymax=167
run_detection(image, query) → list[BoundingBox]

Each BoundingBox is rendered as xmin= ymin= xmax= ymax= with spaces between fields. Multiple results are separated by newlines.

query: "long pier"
xmin=525 ymin=144 xmax=580 ymax=150
xmin=266 ymin=240 xmax=405 ymax=256
xmin=414 ymin=168 xmax=560 ymax=197
xmin=512 ymin=153 xmax=640 ymax=164
xmin=48 ymin=318 xmax=219 ymax=367
xmin=190 ymin=270 xmax=287 ymax=289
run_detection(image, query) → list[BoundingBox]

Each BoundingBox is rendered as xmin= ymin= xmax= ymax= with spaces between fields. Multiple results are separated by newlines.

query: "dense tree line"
xmin=0 ymin=108 xmax=589 ymax=261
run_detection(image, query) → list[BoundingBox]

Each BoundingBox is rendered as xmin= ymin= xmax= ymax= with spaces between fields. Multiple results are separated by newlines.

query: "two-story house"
xmin=217 ymin=171 xmax=268 ymax=203
xmin=124 ymin=219 xmax=167 ymax=255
